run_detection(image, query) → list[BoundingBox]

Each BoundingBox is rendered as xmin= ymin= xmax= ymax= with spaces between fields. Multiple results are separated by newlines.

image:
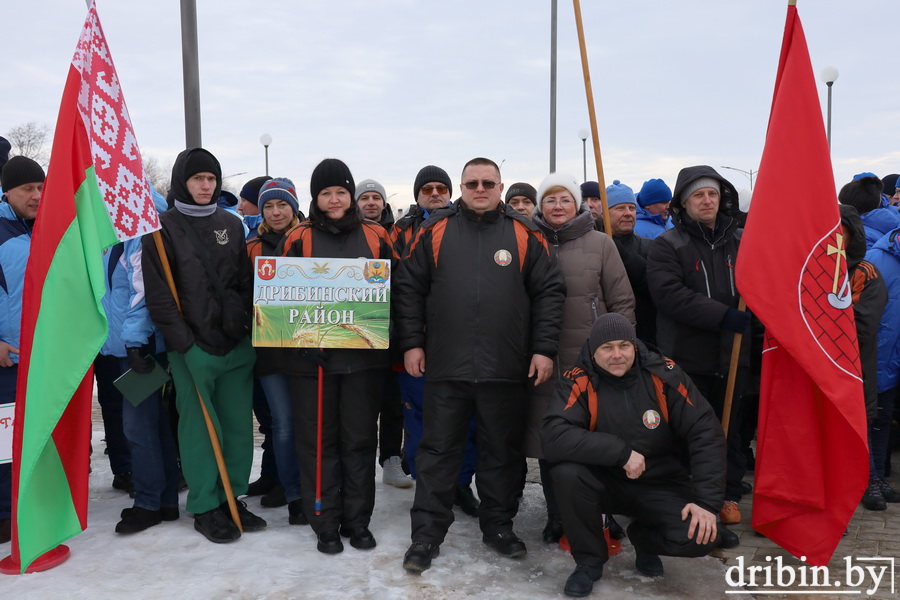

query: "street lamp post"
xmin=578 ymin=128 xmax=588 ymax=181
xmin=720 ymin=165 xmax=757 ymax=190
xmin=259 ymin=133 xmax=272 ymax=176
xmin=819 ymin=66 xmax=839 ymax=153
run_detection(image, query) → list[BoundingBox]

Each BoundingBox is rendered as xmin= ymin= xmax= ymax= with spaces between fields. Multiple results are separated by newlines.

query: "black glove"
xmin=126 ymin=347 xmax=155 ymax=374
xmin=720 ymin=308 xmax=751 ymax=334
xmin=299 ymin=348 xmax=328 ymax=368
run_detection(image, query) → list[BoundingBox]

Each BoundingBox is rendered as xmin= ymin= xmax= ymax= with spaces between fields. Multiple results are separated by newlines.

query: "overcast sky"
xmin=6 ymin=0 xmax=899 ymax=208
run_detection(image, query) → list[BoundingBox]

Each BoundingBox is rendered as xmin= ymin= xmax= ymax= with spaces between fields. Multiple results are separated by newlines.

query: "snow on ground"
xmin=4 ymin=426 xmax=729 ymax=599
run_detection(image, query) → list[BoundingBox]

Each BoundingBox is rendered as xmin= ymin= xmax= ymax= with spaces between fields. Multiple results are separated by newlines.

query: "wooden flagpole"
xmin=572 ymin=0 xmax=612 ymax=235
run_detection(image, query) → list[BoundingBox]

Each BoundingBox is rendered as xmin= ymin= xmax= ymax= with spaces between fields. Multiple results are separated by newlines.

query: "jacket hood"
xmin=839 ymin=204 xmax=868 ymax=268
xmin=170 ymin=147 xmax=222 ymax=206
xmin=670 ymin=165 xmax=738 ymax=218
xmin=377 ymin=205 xmax=395 ymax=228
xmin=871 ymin=226 xmax=900 ymax=255
xmin=862 ymin=207 xmax=900 ymax=239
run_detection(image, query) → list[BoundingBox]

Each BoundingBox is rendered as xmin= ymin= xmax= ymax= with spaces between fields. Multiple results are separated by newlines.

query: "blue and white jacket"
xmin=866 ymin=228 xmax=900 ymax=393
xmin=0 ymin=201 xmax=33 ymax=364
xmin=100 ymin=187 xmax=168 ymax=357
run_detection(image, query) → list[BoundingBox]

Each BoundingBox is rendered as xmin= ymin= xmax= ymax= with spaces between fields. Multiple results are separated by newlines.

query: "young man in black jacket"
xmin=142 ymin=148 xmax=263 ymax=544
xmin=543 ymin=313 xmax=732 ymax=597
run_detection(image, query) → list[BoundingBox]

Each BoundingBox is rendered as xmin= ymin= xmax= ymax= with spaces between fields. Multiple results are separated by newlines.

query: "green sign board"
xmin=252 ymin=256 xmax=390 ymax=349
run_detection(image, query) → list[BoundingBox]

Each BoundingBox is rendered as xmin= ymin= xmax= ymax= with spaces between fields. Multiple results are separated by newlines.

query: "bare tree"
xmin=142 ymin=153 xmax=171 ymax=196
xmin=6 ymin=121 xmax=51 ymax=167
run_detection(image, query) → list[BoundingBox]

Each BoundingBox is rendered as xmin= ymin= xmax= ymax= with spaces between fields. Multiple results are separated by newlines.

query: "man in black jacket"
xmin=396 ymin=157 xmax=565 ymax=572
xmin=646 ymin=165 xmax=750 ymax=525
xmin=142 ymin=148 xmax=264 ymax=544
xmin=543 ymin=313 xmax=728 ymax=597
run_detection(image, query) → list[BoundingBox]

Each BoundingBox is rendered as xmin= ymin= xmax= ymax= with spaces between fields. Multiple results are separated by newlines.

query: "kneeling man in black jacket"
xmin=542 ymin=313 xmax=734 ymax=597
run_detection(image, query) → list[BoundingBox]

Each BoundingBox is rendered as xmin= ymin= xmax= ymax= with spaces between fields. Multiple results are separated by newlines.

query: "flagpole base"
xmin=0 ymin=545 xmax=71 ymax=575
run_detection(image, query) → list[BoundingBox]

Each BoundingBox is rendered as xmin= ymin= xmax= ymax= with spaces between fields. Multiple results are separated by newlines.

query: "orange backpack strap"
xmin=650 ymin=374 xmax=670 ymax=423
xmin=563 ymin=367 xmax=599 ymax=432
xmin=851 ymin=261 xmax=878 ymax=304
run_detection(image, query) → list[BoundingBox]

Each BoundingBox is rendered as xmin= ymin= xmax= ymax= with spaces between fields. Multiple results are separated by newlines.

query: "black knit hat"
xmin=838 ymin=176 xmax=882 ymax=215
xmin=240 ymin=175 xmax=273 ymax=206
xmin=183 ymin=150 xmax=220 ymax=182
xmin=1 ymin=155 xmax=45 ymax=192
xmin=505 ymin=182 xmax=537 ymax=204
xmin=882 ymin=174 xmax=899 ymax=195
xmin=413 ymin=165 xmax=452 ymax=200
xmin=588 ymin=313 xmax=636 ymax=356
xmin=0 ymin=136 xmax=11 ymax=175
xmin=580 ymin=181 xmax=600 ymax=199
xmin=310 ymin=158 xmax=355 ymax=201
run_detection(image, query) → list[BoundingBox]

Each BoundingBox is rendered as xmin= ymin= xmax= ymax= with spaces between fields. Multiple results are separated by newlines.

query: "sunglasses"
xmin=420 ymin=184 xmax=449 ymax=195
xmin=462 ymin=180 xmax=499 ymax=190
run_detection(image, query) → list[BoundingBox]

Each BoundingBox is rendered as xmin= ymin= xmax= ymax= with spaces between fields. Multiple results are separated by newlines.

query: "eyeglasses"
xmin=420 ymin=184 xmax=449 ymax=195
xmin=541 ymin=197 xmax=575 ymax=207
xmin=462 ymin=180 xmax=499 ymax=190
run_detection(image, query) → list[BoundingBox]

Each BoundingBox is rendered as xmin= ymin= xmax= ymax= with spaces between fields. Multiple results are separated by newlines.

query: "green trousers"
xmin=168 ymin=338 xmax=255 ymax=514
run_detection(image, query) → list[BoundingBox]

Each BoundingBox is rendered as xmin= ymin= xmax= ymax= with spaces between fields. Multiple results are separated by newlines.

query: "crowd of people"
xmin=1 ymin=133 xmax=899 ymax=596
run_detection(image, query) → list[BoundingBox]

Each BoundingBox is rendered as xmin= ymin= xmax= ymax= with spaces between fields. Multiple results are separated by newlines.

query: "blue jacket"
xmin=862 ymin=207 xmax=900 ymax=250
xmin=100 ymin=187 xmax=168 ymax=357
xmin=243 ymin=213 xmax=262 ymax=240
xmin=634 ymin=206 xmax=667 ymax=239
xmin=0 ymin=201 xmax=33 ymax=364
xmin=866 ymin=228 xmax=900 ymax=392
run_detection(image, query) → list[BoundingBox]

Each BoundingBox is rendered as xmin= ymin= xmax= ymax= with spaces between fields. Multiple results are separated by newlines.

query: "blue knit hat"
xmin=606 ymin=180 xmax=636 ymax=208
xmin=636 ymin=178 xmax=672 ymax=208
xmin=258 ymin=177 xmax=300 ymax=215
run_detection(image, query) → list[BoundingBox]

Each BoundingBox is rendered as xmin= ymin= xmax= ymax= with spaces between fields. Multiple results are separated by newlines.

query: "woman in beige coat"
xmin=525 ymin=172 xmax=635 ymax=542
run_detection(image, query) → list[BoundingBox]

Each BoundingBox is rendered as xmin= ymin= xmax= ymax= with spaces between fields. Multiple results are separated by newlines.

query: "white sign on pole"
xmin=0 ymin=402 xmax=13 ymax=464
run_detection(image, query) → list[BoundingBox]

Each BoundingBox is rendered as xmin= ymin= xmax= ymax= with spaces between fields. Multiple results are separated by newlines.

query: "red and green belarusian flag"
xmin=2 ymin=1 xmax=159 ymax=574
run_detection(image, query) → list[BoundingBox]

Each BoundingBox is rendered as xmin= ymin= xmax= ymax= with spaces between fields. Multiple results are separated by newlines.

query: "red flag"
xmin=736 ymin=3 xmax=868 ymax=566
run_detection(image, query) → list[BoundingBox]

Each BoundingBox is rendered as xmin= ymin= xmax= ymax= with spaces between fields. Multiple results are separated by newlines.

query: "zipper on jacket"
xmin=696 ymin=259 xmax=711 ymax=297
xmin=727 ymin=254 xmax=736 ymax=296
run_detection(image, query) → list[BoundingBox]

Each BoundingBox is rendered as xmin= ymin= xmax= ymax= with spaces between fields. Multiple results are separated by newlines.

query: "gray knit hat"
xmin=355 ymin=179 xmax=387 ymax=202
xmin=588 ymin=313 xmax=636 ymax=355
xmin=680 ymin=177 xmax=720 ymax=203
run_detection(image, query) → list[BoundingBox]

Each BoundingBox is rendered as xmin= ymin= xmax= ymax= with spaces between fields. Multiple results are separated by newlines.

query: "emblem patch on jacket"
xmin=214 ymin=229 xmax=229 ymax=245
xmin=494 ymin=249 xmax=512 ymax=266
xmin=642 ymin=409 xmax=661 ymax=429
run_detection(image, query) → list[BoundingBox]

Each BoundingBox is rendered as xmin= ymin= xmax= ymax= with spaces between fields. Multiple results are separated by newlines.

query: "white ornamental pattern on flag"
xmin=71 ymin=1 xmax=159 ymax=241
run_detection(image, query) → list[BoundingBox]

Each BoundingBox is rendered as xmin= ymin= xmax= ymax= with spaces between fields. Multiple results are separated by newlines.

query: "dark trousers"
xmin=378 ymin=368 xmax=404 ymax=465
xmin=0 ymin=365 xmax=16 ymax=520
xmin=94 ymin=354 xmax=132 ymax=476
xmin=553 ymin=462 xmax=719 ymax=568
xmin=290 ymin=369 xmax=383 ymax=534
xmin=870 ymin=387 xmax=897 ymax=479
xmin=252 ymin=378 xmax=278 ymax=481
xmin=689 ymin=372 xmax=747 ymax=501
xmin=399 ymin=371 xmax=476 ymax=483
xmin=119 ymin=356 xmax=181 ymax=511
xmin=410 ymin=381 xmax=527 ymax=545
